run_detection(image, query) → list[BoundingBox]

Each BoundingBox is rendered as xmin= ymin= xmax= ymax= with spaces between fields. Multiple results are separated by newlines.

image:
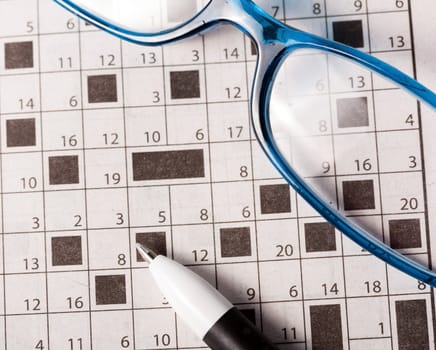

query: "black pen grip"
xmin=203 ymin=307 xmax=279 ymax=350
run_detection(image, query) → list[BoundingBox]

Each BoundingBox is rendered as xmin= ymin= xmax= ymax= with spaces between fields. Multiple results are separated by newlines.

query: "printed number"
xmin=364 ymin=280 xmax=382 ymax=293
xmin=271 ymin=6 xmax=280 ymax=17
xmin=379 ymin=322 xmax=385 ymax=335
xmin=240 ymin=166 xmax=249 ymax=178
xmin=158 ymin=211 xmax=166 ymax=223
xmin=192 ymin=249 xmax=209 ymax=262
xmin=322 ymin=283 xmax=339 ymax=296
xmin=282 ymin=328 xmax=297 ymax=341
xmin=62 ymin=135 xmax=78 ymax=147
xmin=400 ymin=197 xmax=418 ymax=210
xmin=153 ymin=334 xmax=171 ymax=347
xmin=104 ymin=173 xmax=121 ymax=185
xmin=19 ymin=98 xmax=34 ymax=110
xmin=21 ymin=177 xmax=38 ymax=189
xmin=26 ymin=21 xmax=34 ymax=33
xmin=242 ymin=206 xmax=251 ymax=218
xmin=355 ymin=159 xmax=372 ymax=172
xmin=228 ymin=126 xmax=243 ymax=139
xmin=35 ymin=340 xmax=44 ymax=350
xmin=225 ymin=87 xmax=242 ymax=99
xmin=67 ymin=296 xmax=84 ymax=309
xmin=59 ymin=56 xmax=73 ymax=69
xmin=141 ymin=52 xmax=157 ymax=64
xmin=246 ymin=288 xmax=256 ymax=300
xmin=121 ymin=336 xmax=130 ymax=348
xmin=152 ymin=91 xmax=161 ymax=103
xmin=116 ymin=213 xmax=124 ymax=225
xmin=195 ymin=129 xmax=205 ymax=141
xmin=276 ymin=244 xmax=294 ymax=257
xmin=389 ymin=35 xmax=405 ymax=48
xmin=68 ymin=338 xmax=83 ymax=350
xmin=289 ymin=285 xmax=299 ymax=297
xmin=103 ymin=133 xmax=119 ymax=145
xmin=409 ymin=156 xmax=417 ymax=168
xmin=100 ymin=54 xmax=116 ymax=66
xmin=396 ymin=0 xmax=405 ymax=8
xmin=223 ymin=48 xmax=240 ymax=60
xmin=25 ymin=298 xmax=41 ymax=311
xmin=69 ymin=96 xmax=78 ymax=108
xmin=200 ymin=209 xmax=209 ymax=221
xmin=322 ymin=161 xmax=331 ymax=174
xmin=354 ymin=0 xmax=363 ymax=11
xmin=319 ymin=120 xmax=328 ymax=132
xmin=418 ymin=281 xmax=426 ymax=290
xmin=66 ymin=18 xmax=76 ymax=30
xmin=118 ymin=253 xmax=127 ymax=266
xmin=349 ymin=75 xmax=366 ymax=89
xmin=32 ymin=217 xmax=40 ymax=229
xmin=192 ymin=49 xmax=200 ymax=62
xmin=313 ymin=3 xmax=322 ymax=15
xmin=74 ymin=215 xmax=82 ymax=227
xmin=405 ymin=114 xmax=415 ymax=126
xmin=145 ymin=131 xmax=161 ymax=144
xmin=24 ymin=257 xmax=39 ymax=270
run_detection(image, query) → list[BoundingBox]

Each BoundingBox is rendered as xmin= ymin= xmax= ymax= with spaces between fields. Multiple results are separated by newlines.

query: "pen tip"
xmin=136 ymin=243 xmax=158 ymax=263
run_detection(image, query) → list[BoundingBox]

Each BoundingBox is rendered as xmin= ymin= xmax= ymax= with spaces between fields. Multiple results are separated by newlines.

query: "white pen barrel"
xmin=149 ymin=256 xmax=233 ymax=339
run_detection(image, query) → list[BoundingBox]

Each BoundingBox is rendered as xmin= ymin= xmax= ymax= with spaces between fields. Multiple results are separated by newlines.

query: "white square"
xmin=80 ymin=31 xmax=121 ymax=70
xmin=4 ymin=233 xmax=45 ymax=274
xmin=170 ymin=184 xmax=212 ymax=225
xmin=45 ymin=190 xmax=86 ymax=231
xmin=210 ymin=141 xmax=252 ymax=182
xmin=216 ymin=262 xmax=259 ymax=304
xmin=5 ymin=315 xmax=46 ymax=349
xmin=204 ymin=25 xmax=245 ymax=63
xmin=122 ymin=41 xmax=163 ymax=67
xmin=49 ymin=313 xmax=90 ymax=349
xmin=3 ymin=192 xmax=44 ymax=233
xmin=88 ymin=228 xmax=130 ymax=270
xmin=129 ymin=186 xmax=170 ymax=227
xmin=257 ymin=219 xmax=300 ymax=261
xmin=2 ymin=152 xmax=42 ymax=193
xmin=38 ymin=0 xmax=79 ymax=34
xmin=42 ymin=111 xmax=83 ymax=151
xmin=123 ymin=67 xmax=165 ymax=107
xmin=5 ymin=274 xmax=47 ymax=314
xmin=40 ymin=71 xmax=82 ymax=111
xmin=205 ymin=62 xmax=247 ymax=103
xmin=86 ymin=188 xmax=128 ymax=229
xmin=344 ymin=255 xmax=388 ymax=297
xmin=167 ymin=104 xmax=208 ymax=145
xmin=83 ymin=108 xmax=125 ymax=149
xmin=125 ymin=106 xmax=167 ymax=147
xmin=134 ymin=309 xmax=176 ymax=349
xmin=91 ymin=311 xmax=133 ymax=349
xmin=212 ymin=181 xmax=254 ymax=222
xmin=85 ymin=148 xmax=127 ymax=189
xmin=301 ymin=257 xmax=345 ymax=299
xmin=208 ymin=102 xmax=250 ymax=142
xmin=47 ymin=272 xmax=89 ymax=313
xmin=172 ymin=224 xmax=215 ymax=265
xmin=0 ymin=74 xmax=40 ymax=113
xmin=259 ymin=260 xmax=302 ymax=302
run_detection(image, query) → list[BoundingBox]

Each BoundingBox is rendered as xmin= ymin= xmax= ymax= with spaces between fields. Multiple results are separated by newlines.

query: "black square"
xmin=389 ymin=219 xmax=421 ymax=249
xmin=6 ymin=118 xmax=36 ymax=147
xmin=220 ymin=227 xmax=251 ymax=258
xmin=342 ymin=180 xmax=375 ymax=210
xmin=136 ymin=232 xmax=167 ymax=262
xmin=5 ymin=41 xmax=34 ymax=69
xmin=305 ymin=222 xmax=336 ymax=253
xmin=49 ymin=155 xmax=79 ymax=185
xmin=337 ymin=97 xmax=369 ymax=128
xmin=239 ymin=308 xmax=256 ymax=325
xmin=95 ymin=275 xmax=126 ymax=305
xmin=332 ymin=20 xmax=364 ymax=48
xmin=170 ymin=70 xmax=200 ymax=99
xmin=51 ymin=236 xmax=82 ymax=266
xmin=260 ymin=184 xmax=291 ymax=214
xmin=87 ymin=74 xmax=118 ymax=103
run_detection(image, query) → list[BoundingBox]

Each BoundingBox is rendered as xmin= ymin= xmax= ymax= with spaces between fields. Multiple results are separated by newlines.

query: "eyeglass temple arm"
xmin=249 ymin=23 xmax=436 ymax=286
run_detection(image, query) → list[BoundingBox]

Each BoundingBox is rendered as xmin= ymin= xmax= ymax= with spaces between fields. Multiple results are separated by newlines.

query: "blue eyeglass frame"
xmin=55 ymin=0 xmax=436 ymax=285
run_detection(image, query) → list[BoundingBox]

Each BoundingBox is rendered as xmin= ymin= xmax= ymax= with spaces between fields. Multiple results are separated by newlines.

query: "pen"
xmin=136 ymin=243 xmax=278 ymax=350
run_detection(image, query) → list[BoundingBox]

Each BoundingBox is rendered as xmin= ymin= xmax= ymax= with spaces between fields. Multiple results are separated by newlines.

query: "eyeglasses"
xmin=55 ymin=0 xmax=436 ymax=285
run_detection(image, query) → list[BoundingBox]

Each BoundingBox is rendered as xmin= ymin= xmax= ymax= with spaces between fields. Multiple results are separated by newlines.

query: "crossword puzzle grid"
xmin=0 ymin=0 xmax=433 ymax=349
